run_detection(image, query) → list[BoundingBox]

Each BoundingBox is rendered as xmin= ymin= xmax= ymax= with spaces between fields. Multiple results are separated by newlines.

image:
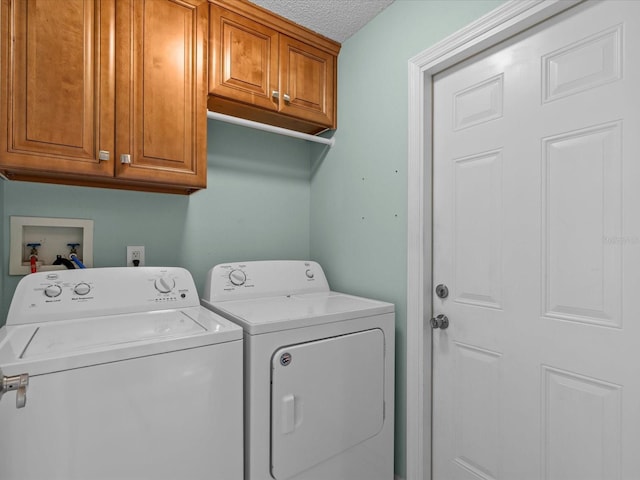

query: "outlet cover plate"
xmin=126 ymin=246 xmax=145 ymax=267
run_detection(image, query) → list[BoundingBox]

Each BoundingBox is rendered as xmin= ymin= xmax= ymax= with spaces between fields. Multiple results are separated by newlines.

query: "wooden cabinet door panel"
xmin=209 ymin=4 xmax=278 ymax=112
xmin=1 ymin=0 xmax=114 ymax=175
xmin=278 ymin=36 xmax=335 ymax=128
xmin=115 ymin=0 xmax=207 ymax=189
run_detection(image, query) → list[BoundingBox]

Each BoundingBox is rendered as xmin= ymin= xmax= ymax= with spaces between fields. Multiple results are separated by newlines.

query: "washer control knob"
xmin=229 ymin=269 xmax=246 ymax=286
xmin=74 ymin=283 xmax=91 ymax=296
xmin=44 ymin=285 xmax=62 ymax=298
xmin=154 ymin=277 xmax=175 ymax=293
xmin=305 ymin=269 xmax=314 ymax=279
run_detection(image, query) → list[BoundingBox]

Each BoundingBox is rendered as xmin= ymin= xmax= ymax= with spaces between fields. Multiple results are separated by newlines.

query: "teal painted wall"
xmin=310 ymin=1 xmax=505 ymax=477
xmin=1 ymin=121 xmax=311 ymax=321
xmin=177 ymin=122 xmax=312 ymax=284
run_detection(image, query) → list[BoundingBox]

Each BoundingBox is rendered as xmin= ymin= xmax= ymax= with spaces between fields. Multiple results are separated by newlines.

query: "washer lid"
xmin=203 ymin=291 xmax=394 ymax=335
xmin=0 ymin=306 xmax=242 ymax=376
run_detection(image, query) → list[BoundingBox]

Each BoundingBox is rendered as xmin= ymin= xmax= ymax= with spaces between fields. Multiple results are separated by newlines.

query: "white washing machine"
xmin=201 ymin=260 xmax=395 ymax=480
xmin=0 ymin=267 xmax=243 ymax=480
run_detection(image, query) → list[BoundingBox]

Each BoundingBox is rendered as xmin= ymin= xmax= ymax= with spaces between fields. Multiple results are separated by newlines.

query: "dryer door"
xmin=270 ymin=328 xmax=385 ymax=480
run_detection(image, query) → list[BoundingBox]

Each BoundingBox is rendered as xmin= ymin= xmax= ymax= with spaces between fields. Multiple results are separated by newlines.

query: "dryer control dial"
xmin=154 ymin=277 xmax=175 ymax=293
xmin=44 ymin=284 xmax=62 ymax=298
xmin=229 ymin=269 xmax=246 ymax=286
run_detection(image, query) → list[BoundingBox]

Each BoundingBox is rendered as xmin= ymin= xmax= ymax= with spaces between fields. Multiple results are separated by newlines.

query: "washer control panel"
xmin=203 ymin=260 xmax=330 ymax=303
xmin=7 ymin=267 xmax=199 ymax=326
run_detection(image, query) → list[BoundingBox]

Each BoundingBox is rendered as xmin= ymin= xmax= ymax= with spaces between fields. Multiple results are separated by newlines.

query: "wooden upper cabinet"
xmin=209 ymin=4 xmax=278 ymax=111
xmin=0 ymin=0 xmax=114 ymax=177
xmin=115 ymin=0 xmax=207 ymax=189
xmin=208 ymin=0 xmax=340 ymax=134
xmin=279 ymin=35 xmax=335 ymax=128
xmin=0 ymin=0 xmax=208 ymax=194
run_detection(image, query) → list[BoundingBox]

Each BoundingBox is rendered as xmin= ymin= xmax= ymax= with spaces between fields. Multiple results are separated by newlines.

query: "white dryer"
xmin=201 ymin=260 xmax=395 ymax=480
xmin=0 ymin=267 xmax=243 ymax=480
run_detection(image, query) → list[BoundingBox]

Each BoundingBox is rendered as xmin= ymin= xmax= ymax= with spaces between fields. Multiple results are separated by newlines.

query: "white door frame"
xmin=405 ymin=1 xmax=583 ymax=479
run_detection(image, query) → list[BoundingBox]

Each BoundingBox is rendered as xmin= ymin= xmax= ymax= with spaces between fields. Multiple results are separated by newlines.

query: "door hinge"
xmin=0 ymin=368 xmax=29 ymax=409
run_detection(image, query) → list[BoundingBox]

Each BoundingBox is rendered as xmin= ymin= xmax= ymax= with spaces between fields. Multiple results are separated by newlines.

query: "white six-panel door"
xmin=432 ymin=1 xmax=640 ymax=479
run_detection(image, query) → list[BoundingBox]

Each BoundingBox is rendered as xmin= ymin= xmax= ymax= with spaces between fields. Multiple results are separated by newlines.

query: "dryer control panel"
xmin=6 ymin=267 xmax=199 ymax=326
xmin=203 ymin=260 xmax=330 ymax=302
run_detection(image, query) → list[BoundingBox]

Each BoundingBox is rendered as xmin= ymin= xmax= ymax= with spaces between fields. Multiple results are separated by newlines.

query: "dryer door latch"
xmin=0 ymin=369 xmax=29 ymax=409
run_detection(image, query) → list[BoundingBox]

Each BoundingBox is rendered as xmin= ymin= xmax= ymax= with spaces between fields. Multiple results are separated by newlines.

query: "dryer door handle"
xmin=281 ymin=394 xmax=295 ymax=434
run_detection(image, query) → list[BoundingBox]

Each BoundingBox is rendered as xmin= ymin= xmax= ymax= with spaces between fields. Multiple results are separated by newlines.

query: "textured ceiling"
xmin=250 ymin=0 xmax=395 ymax=43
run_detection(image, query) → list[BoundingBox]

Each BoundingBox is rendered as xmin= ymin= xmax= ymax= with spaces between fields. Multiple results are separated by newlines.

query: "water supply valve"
xmin=26 ymin=243 xmax=41 ymax=274
xmin=67 ymin=243 xmax=86 ymax=269
xmin=0 ymin=368 xmax=29 ymax=409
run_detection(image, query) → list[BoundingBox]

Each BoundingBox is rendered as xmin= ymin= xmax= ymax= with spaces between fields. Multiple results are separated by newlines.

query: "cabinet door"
xmin=115 ymin=0 xmax=207 ymax=189
xmin=0 ymin=0 xmax=114 ymax=177
xmin=209 ymin=5 xmax=278 ymax=112
xmin=278 ymin=35 xmax=336 ymax=129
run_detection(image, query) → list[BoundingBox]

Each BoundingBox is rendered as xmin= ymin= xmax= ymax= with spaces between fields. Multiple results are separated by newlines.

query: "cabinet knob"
xmin=98 ymin=150 xmax=110 ymax=161
xmin=120 ymin=154 xmax=131 ymax=164
xmin=283 ymin=93 xmax=291 ymax=102
xmin=272 ymin=90 xmax=279 ymax=99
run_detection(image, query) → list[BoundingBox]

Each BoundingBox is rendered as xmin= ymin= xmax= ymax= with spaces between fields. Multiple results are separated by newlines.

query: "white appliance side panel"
xmin=270 ymin=329 xmax=385 ymax=480
xmin=0 ymin=342 xmax=243 ymax=480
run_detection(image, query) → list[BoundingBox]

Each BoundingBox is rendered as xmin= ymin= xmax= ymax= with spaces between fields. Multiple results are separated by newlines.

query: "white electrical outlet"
xmin=126 ymin=246 xmax=145 ymax=267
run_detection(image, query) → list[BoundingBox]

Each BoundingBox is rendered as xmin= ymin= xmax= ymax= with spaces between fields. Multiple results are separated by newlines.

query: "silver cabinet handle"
xmin=283 ymin=93 xmax=291 ymax=102
xmin=272 ymin=90 xmax=279 ymax=99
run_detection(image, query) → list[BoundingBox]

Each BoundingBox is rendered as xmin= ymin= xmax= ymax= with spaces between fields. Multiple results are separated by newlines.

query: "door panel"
xmin=453 ymin=149 xmax=503 ymax=309
xmin=270 ymin=329 xmax=384 ymax=480
xmin=432 ymin=2 xmax=640 ymax=479
xmin=542 ymin=366 xmax=622 ymax=480
xmin=451 ymin=342 xmax=502 ymax=480
xmin=541 ymin=25 xmax=621 ymax=103
xmin=542 ymin=122 xmax=622 ymax=327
